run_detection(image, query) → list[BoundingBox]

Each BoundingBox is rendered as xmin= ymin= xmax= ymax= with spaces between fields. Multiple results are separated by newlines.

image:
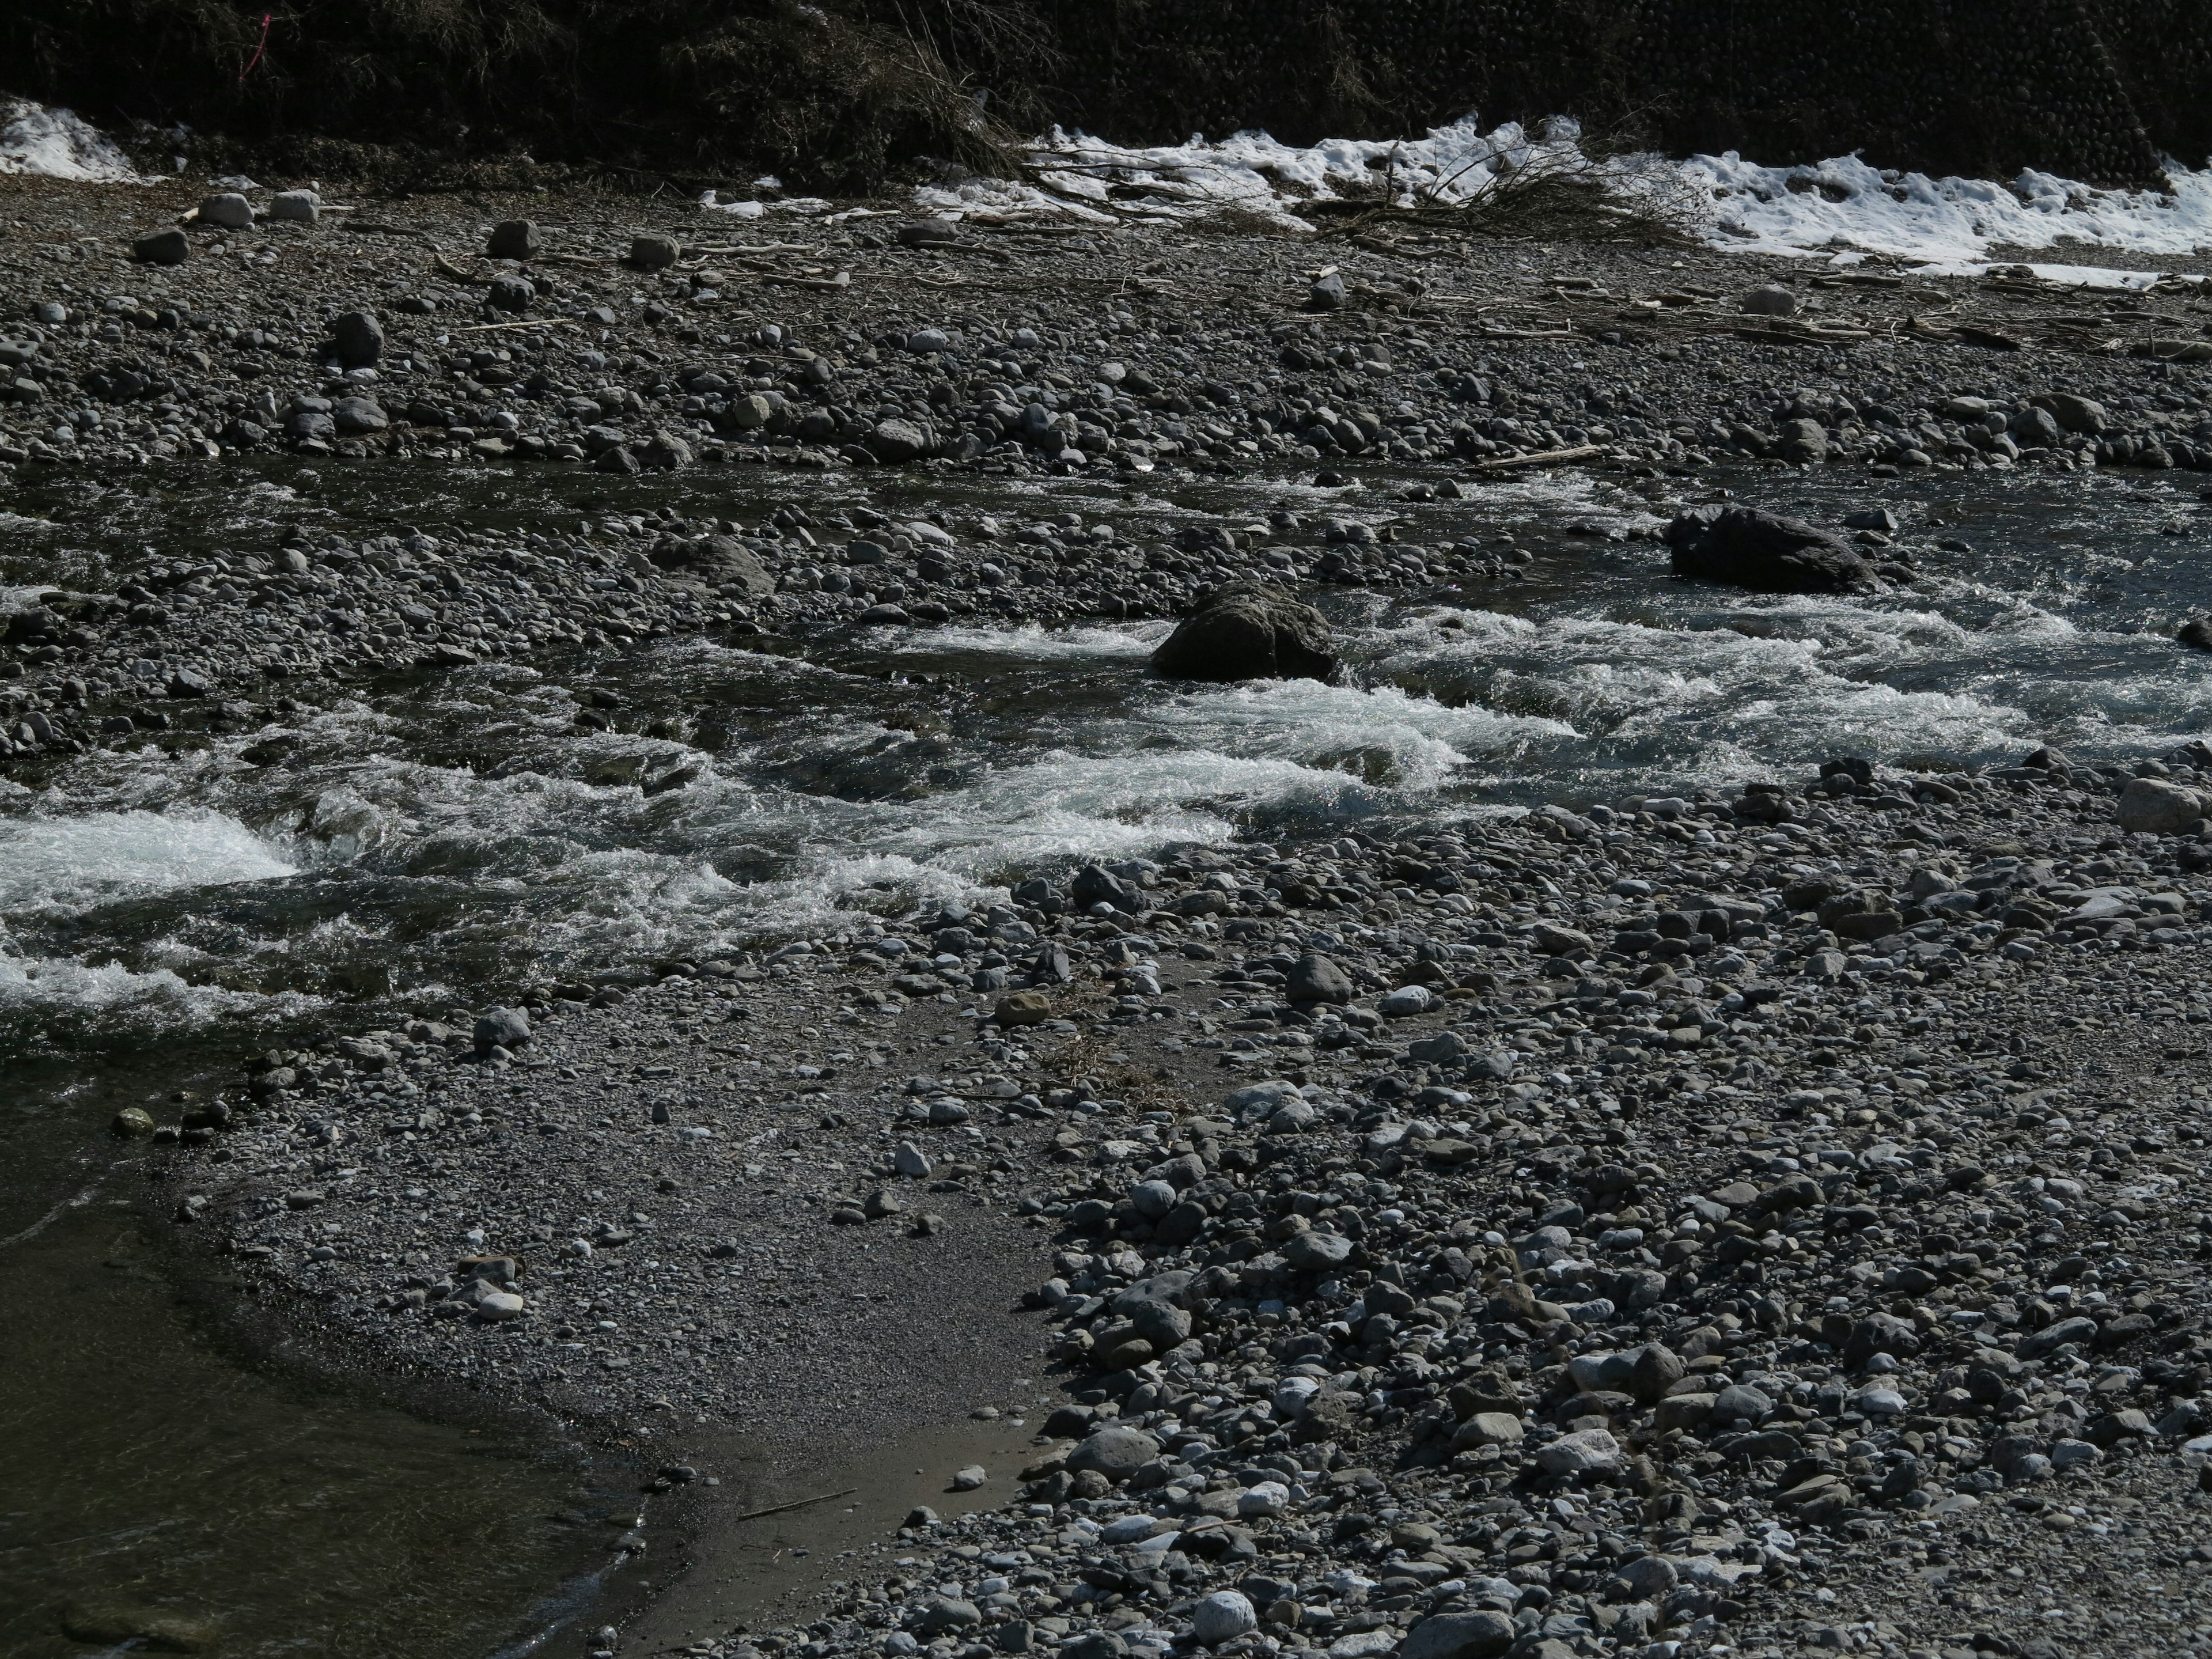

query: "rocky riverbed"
xmin=12 ymin=169 xmax=2212 ymax=1659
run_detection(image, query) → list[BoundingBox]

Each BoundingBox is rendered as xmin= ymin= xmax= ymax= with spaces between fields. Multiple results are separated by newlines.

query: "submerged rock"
xmin=1149 ymin=582 xmax=1336 ymax=681
xmin=1664 ymin=504 xmax=1874 ymax=593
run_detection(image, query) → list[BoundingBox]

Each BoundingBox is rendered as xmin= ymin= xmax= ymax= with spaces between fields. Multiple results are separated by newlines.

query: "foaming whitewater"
xmin=1141 ymin=677 xmax=1575 ymax=791
xmin=0 ymin=808 xmax=297 ymax=914
xmin=1368 ymin=598 xmax=2047 ymax=789
xmin=0 ymin=948 xmax=314 ymax=1024
xmin=888 ymin=621 xmax=1169 ymax=660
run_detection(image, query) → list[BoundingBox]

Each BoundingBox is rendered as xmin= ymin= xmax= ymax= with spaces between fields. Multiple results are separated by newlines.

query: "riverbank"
xmin=169 ymin=738 xmax=2212 ymax=1659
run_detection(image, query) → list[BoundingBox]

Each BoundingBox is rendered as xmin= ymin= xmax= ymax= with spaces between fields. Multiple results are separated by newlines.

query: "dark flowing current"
xmin=3 ymin=454 xmax=2209 ymax=1655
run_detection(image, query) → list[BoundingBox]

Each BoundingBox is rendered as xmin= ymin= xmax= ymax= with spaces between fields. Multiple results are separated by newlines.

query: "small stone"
xmin=867 ymin=418 xmax=931 ymax=464
xmin=269 ymin=189 xmax=320 ymax=224
xmin=1530 ymin=921 xmax=1592 ymax=956
xmin=1127 ymin=1178 xmax=1177 ymax=1219
xmin=1535 ymin=1426 xmax=1623 ymax=1474
xmin=487 ymin=219 xmax=540 ymax=259
xmin=1655 ymin=1392 xmax=1717 ymax=1431
xmin=1309 ymin=272 xmax=1347 ymax=310
xmin=1283 ymin=1230 xmax=1354 ymax=1271
xmin=1713 ymin=1382 xmax=1773 ymax=1421
xmin=476 ymin=1290 xmax=527 ymax=1321
xmin=2049 ymin=1437 xmax=2101 ymax=1471
xmin=1377 ymin=984 xmax=1432 ymax=1017
xmin=1065 ymin=1425 xmax=1160 ymax=1481
xmin=474 ymin=1006 xmax=531 ymax=1055
xmin=950 ymin=1463 xmax=987 ymax=1491
xmin=110 ymin=1106 xmax=157 ymax=1138
xmin=1450 ymin=1411 xmax=1525 ymax=1449
xmin=1237 ymin=1480 xmax=1291 ymax=1517
xmin=1395 ymin=1609 xmax=1516 ymax=1659
xmin=332 ymin=396 xmax=387 ymax=434
xmin=198 ymin=192 xmax=254 ymax=229
xmin=1286 ymin=951 xmax=1355 ymax=1005
xmin=132 ymin=229 xmax=190 ymax=265
xmin=918 ymin=1597 xmax=983 ymax=1634
xmin=331 ymin=310 xmax=384 ymax=368
xmin=893 ymin=1140 xmax=933 ymax=1177
xmin=995 ymin=990 xmax=1052 ymax=1027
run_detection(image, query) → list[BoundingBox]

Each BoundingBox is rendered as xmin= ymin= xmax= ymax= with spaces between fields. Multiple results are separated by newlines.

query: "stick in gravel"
xmin=450 ymin=318 xmax=582 ymax=334
xmin=729 ymin=1487 xmax=859 ymax=1524
xmin=1465 ymin=443 xmax=1608 ymax=472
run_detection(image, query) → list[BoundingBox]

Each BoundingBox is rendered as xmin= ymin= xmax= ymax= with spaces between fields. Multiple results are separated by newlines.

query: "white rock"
xmin=198 ymin=191 xmax=253 ymax=229
xmin=950 ymin=1464 xmax=987 ymax=1491
xmin=1377 ymin=985 xmax=1433 ymax=1017
xmin=1237 ymin=1479 xmax=1291 ymax=1517
xmin=1535 ymin=1426 xmax=1623 ymax=1475
xmin=894 ymin=1140 xmax=933 ymax=1177
xmin=1190 ymin=1590 xmax=1257 ymax=1645
xmin=476 ymin=1290 xmax=526 ymax=1321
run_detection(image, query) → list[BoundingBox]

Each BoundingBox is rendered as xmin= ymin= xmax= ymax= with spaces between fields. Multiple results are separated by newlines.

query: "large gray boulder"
xmin=652 ymin=534 xmax=776 ymax=599
xmin=2116 ymin=776 xmax=2206 ymax=834
xmin=1664 ymin=505 xmax=1875 ymax=593
xmin=1065 ymin=1426 xmax=1160 ymax=1481
xmin=1285 ymin=950 xmax=1355 ymax=1005
xmin=1150 ymin=582 xmax=1336 ymax=681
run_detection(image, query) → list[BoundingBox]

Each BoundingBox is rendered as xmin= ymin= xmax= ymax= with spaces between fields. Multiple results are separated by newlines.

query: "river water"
xmin=2 ymin=453 xmax=2208 ymax=1653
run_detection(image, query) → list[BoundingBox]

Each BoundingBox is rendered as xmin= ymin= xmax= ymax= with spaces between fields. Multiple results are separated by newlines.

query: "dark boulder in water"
xmin=1149 ymin=582 xmax=1337 ymax=681
xmin=1664 ymin=504 xmax=1876 ymax=594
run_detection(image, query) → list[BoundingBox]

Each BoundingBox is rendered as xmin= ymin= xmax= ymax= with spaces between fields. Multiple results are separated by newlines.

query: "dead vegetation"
xmin=3 ymin=0 xmax=1057 ymax=190
xmin=1312 ymin=113 xmax=1711 ymax=247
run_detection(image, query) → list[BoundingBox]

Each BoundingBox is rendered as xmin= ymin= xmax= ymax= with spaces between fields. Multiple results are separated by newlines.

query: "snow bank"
xmin=0 ymin=98 xmax=147 ymax=184
xmin=918 ymin=116 xmax=1585 ymax=230
xmin=911 ymin=113 xmax=2212 ymax=285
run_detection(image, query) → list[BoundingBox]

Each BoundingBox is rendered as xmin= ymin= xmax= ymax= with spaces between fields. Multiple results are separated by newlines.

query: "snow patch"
xmin=1690 ymin=149 xmax=2212 ymax=277
xmin=0 ymin=99 xmax=148 ymax=184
